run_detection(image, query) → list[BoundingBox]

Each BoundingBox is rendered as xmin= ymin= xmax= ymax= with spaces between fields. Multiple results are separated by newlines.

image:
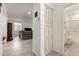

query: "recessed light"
xmin=75 ymin=11 xmax=79 ymax=13
xmin=27 ymin=12 xmax=31 ymax=15
xmin=73 ymin=14 xmax=79 ymax=18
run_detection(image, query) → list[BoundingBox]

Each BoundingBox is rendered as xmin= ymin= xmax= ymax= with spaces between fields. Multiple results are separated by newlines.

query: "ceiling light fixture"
xmin=73 ymin=14 xmax=79 ymax=18
xmin=75 ymin=11 xmax=79 ymax=13
xmin=27 ymin=12 xmax=31 ymax=15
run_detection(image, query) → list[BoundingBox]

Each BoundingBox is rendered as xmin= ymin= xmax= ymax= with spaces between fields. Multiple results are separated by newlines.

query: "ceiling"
xmin=5 ymin=3 xmax=33 ymax=20
xmin=60 ymin=3 xmax=74 ymax=8
xmin=5 ymin=3 xmax=75 ymax=20
xmin=50 ymin=3 xmax=73 ymax=8
xmin=65 ymin=4 xmax=79 ymax=20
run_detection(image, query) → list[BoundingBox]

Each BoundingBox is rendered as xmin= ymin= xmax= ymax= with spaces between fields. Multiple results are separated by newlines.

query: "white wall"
xmin=64 ymin=4 xmax=79 ymax=43
xmin=0 ymin=14 xmax=7 ymax=56
xmin=67 ymin=20 xmax=79 ymax=43
xmin=65 ymin=20 xmax=79 ymax=32
xmin=8 ymin=18 xmax=32 ymax=29
xmin=32 ymin=3 xmax=41 ymax=56
xmin=0 ymin=14 xmax=2 ymax=55
xmin=0 ymin=4 xmax=7 ymax=55
xmin=8 ymin=18 xmax=32 ymax=36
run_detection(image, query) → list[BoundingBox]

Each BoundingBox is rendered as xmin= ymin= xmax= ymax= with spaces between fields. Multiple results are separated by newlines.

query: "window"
xmin=14 ymin=22 xmax=22 ymax=31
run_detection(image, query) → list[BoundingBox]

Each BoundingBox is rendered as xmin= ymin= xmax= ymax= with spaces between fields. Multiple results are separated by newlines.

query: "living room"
xmin=2 ymin=3 xmax=34 ymax=56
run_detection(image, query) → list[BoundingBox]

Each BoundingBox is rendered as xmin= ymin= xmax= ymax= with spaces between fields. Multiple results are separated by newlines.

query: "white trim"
xmin=54 ymin=50 xmax=64 ymax=56
xmin=32 ymin=49 xmax=39 ymax=56
xmin=40 ymin=3 xmax=45 ymax=56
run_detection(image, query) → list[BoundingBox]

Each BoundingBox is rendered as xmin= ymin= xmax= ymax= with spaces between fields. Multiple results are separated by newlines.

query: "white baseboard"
xmin=45 ymin=50 xmax=53 ymax=55
xmin=32 ymin=49 xmax=40 ymax=56
xmin=53 ymin=49 xmax=64 ymax=56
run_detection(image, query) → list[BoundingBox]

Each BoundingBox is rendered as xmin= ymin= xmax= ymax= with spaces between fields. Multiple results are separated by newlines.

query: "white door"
xmin=44 ymin=5 xmax=54 ymax=55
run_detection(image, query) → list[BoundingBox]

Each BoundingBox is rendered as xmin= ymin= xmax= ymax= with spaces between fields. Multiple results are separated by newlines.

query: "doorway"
xmin=3 ymin=3 xmax=34 ymax=56
xmin=3 ymin=21 xmax=34 ymax=56
xmin=64 ymin=4 xmax=79 ymax=56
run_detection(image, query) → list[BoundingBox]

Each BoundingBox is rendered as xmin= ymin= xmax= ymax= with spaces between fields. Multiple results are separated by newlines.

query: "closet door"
xmin=44 ymin=5 xmax=54 ymax=54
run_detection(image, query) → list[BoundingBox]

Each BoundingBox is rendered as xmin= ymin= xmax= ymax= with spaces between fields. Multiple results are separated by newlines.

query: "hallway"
xmin=3 ymin=37 xmax=35 ymax=56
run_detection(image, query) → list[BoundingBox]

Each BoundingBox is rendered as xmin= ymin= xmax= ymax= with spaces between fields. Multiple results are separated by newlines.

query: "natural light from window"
xmin=14 ymin=22 xmax=22 ymax=31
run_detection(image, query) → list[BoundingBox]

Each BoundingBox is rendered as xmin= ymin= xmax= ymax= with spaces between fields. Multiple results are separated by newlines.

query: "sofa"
xmin=19 ymin=28 xmax=32 ymax=40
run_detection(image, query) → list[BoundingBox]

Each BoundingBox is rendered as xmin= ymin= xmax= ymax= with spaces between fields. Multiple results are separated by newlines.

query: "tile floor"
xmin=3 ymin=37 xmax=69 ymax=56
xmin=3 ymin=37 xmax=35 ymax=56
xmin=64 ymin=32 xmax=79 ymax=56
xmin=64 ymin=42 xmax=79 ymax=56
xmin=47 ymin=51 xmax=63 ymax=56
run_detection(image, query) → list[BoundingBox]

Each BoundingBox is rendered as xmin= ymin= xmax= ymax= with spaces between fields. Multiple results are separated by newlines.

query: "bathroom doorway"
xmin=64 ymin=4 xmax=79 ymax=56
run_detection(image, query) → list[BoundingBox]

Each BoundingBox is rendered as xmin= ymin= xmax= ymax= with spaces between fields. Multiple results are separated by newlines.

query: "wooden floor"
xmin=3 ymin=37 xmax=65 ymax=56
xmin=3 ymin=37 xmax=35 ymax=56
